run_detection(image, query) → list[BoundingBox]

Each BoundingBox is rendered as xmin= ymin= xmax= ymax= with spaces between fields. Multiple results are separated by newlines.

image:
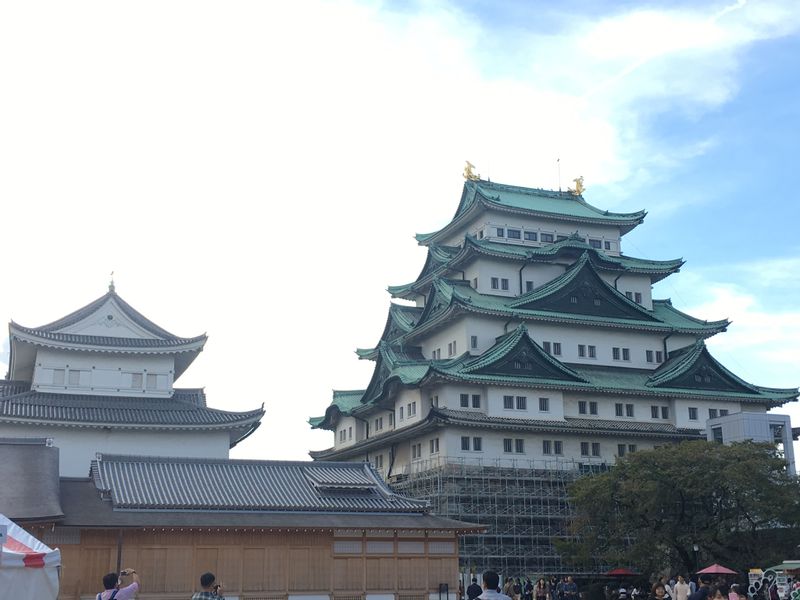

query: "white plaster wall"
xmin=33 ymin=348 xmax=175 ymax=397
xmin=0 ymin=424 xmax=231 ymax=477
xmin=394 ymin=389 xmax=426 ymax=430
xmin=426 ymin=383 xmax=489 ymax=413
xmin=672 ymin=399 xmax=748 ymax=428
xmin=486 ymin=386 xmax=565 ymax=420
xmin=421 ymin=320 xmax=471 ymax=360
xmin=334 ymin=416 xmax=362 ymax=449
xmin=447 ymin=212 xmax=622 ymax=255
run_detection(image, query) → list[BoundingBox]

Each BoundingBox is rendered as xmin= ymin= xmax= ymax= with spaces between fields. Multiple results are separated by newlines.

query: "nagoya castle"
xmin=310 ymin=169 xmax=797 ymax=576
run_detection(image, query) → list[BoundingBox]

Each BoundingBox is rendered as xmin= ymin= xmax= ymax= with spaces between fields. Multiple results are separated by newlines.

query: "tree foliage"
xmin=559 ymin=441 xmax=800 ymax=576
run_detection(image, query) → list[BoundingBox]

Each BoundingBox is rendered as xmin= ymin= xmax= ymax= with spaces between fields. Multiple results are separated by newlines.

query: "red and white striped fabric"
xmin=0 ymin=514 xmax=61 ymax=569
xmin=0 ymin=514 xmax=60 ymax=600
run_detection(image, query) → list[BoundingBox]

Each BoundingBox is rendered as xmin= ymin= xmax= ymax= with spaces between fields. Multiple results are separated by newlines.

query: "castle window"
xmin=374 ymin=454 xmax=383 ymax=469
xmin=540 ymin=233 xmax=554 ymax=243
xmin=628 ymin=444 xmax=637 ymax=453
xmin=349 ymin=426 xmax=353 ymax=440
xmin=507 ymin=229 xmax=521 ymax=239
xmin=553 ymin=342 xmax=562 ymax=356
xmin=588 ymin=345 xmax=596 ymax=358
xmin=503 ymin=395 xmax=514 ymax=409
xmin=651 ymin=406 xmax=659 ymax=419
xmin=538 ymin=397 xmax=549 ymax=412
xmin=430 ymin=438 xmax=439 ymax=454
xmin=590 ymin=401 xmax=598 ymax=415
xmin=646 ymin=350 xmax=654 ymax=363
xmin=580 ymin=442 xmax=589 ymax=456
xmin=399 ymin=406 xmax=404 ymax=420
xmin=517 ymin=396 xmax=527 ymax=410
xmin=543 ymin=341 xmax=551 ymax=354
xmin=589 ymin=239 xmax=602 ymax=249
xmin=688 ymin=407 xmax=698 ymax=420
xmin=515 ymin=439 xmax=525 ymax=454
xmin=542 ymin=440 xmax=552 ymax=455
xmin=655 ymin=351 xmax=663 ymax=362
xmin=491 ymin=277 xmax=499 ymax=289
xmin=478 ymin=230 xmax=484 ymax=239
xmin=591 ymin=442 xmax=601 ymax=457
xmin=622 ymin=348 xmax=630 ymax=361
xmin=389 ymin=412 xmax=394 ymax=425
xmin=503 ymin=438 xmax=513 ymax=453
xmin=604 ymin=241 xmax=611 ymax=250
xmin=625 ymin=291 xmax=633 ymax=300
xmin=661 ymin=406 xmax=669 ymax=419
xmin=525 ymin=281 xmax=534 ymax=292
xmin=720 ymin=409 xmax=728 ymax=416
xmin=472 ymin=437 xmax=482 ymax=451
xmin=130 ymin=372 xmax=143 ymax=388
xmin=570 ymin=295 xmax=578 ymax=304
xmin=52 ymin=369 xmax=65 ymax=385
xmin=524 ymin=231 xmax=537 ymax=241
xmin=712 ymin=427 xmax=723 ymax=443
xmin=618 ymin=444 xmax=626 ymax=457
xmin=613 ymin=347 xmax=621 ymax=360
xmin=472 ymin=277 xmax=478 ymax=288
xmin=146 ymin=373 xmax=158 ymax=390
xmin=615 ymin=403 xmax=623 ymax=417
xmin=501 ymin=278 xmax=509 ymax=290
xmin=460 ymin=394 xmax=469 ymax=408
xmin=593 ymin=298 xmax=601 ymax=306
xmin=471 ymin=335 xmax=478 ymax=349
xmin=554 ymin=441 xmax=563 ymax=455
xmin=579 ymin=401 xmax=588 ymax=415
xmin=635 ymin=292 xmax=642 ymax=304
xmin=472 ymin=394 xmax=481 ymax=408
xmin=708 ymin=408 xmax=718 ymax=419
xmin=578 ymin=344 xmax=586 ymax=357
xmin=496 ymin=228 xmax=505 ymax=237
xmin=461 ymin=436 xmax=470 ymax=451
xmin=412 ymin=443 xmax=422 ymax=460
xmin=375 ymin=417 xmax=383 ymax=431
xmin=626 ymin=404 xmax=634 ymax=417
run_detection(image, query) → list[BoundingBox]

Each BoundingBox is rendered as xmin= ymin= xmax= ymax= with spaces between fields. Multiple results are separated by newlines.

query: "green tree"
xmin=559 ymin=440 xmax=800 ymax=576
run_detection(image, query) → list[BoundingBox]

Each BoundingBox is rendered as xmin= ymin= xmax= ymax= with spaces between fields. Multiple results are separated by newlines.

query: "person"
xmin=460 ymin=581 xmax=466 ymax=600
xmin=97 ymin=568 xmax=140 ymax=600
xmin=674 ymin=576 xmax=691 ymax=600
xmin=192 ymin=571 xmax=225 ymax=599
xmin=563 ymin=577 xmax=579 ymax=600
xmin=478 ymin=571 xmax=513 ymax=600
xmin=536 ymin=578 xmax=550 ymax=600
xmin=652 ymin=584 xmax=668 ymax=600
xmin=469 ymin=578 xmax=485 ymax=600
xmin=619 ymin=586 xmax=629 ymax=600
xmin=514 ymin=578 xmax=524 ymax=600
xmin=555 ymin=577 xmax=565 ymax=600
xmin=689 ymin=578 xmax=712 ymax=600
xmin=525 ymin=578 xmax=534 ymax=600
xmin=728 ymin=585 xmax=740 ymax=600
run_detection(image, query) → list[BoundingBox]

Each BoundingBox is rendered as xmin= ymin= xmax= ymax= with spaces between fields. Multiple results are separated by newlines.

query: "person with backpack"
xmin=97 ymin=568 xmax=140 ymax=600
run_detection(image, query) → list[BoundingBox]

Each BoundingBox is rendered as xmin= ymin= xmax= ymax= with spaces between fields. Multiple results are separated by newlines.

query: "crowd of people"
xmin=458 ymin=573 xmax=779 ymax=600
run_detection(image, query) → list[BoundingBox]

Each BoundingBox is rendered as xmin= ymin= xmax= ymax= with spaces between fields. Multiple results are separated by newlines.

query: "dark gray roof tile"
xmin=91 ymin=455 xmax=430 ymax=513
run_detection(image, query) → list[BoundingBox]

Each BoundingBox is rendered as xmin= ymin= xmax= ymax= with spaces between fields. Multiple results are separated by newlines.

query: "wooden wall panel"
xmin=289 ymin=548 xmax=311 ymax=590
xmin=265 ymin=547 xmax=289 ymax=591
xmin=195 ymin=547 xmax=220 ymax=582
xmin=243 ymin=548 xmax=266 ymax=591
xmin=139 ymin=547 xmax=168 ymax=593
xmin=333 ymin=557 xmax=364 ymax=591
xmin=80 ymin=547 xmax=115 ymax=595
xmin=219 ymin=546 xmax=243 ymax=591
xmin=308 ymin=547 xmax=332 ymax=591
xmin=366 ymin=557 xmax=396 ymax=591
xmin=166 ymin=547 xmax=195 ymax=592
xmin=398 ymin=558 xmax=427 ymax=590
xmin=427 ymin=557 xmax=457 ymax=589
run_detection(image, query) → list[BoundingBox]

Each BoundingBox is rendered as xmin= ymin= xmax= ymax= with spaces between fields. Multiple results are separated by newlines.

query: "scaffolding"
xmin=390 ymin=456 xmax=608 ymax=578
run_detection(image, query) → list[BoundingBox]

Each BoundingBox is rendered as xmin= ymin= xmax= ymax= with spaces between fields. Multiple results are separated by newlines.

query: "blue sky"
xmin=0 ymin=0 xmax=798 ymax=460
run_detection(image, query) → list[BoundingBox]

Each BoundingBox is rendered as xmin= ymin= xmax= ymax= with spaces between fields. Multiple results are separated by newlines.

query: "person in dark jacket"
xmin=468 ymin=578 xmax=484 ymax=600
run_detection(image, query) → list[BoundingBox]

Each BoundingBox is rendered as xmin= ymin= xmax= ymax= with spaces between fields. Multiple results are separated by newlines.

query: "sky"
xmin=0 ymin=0 xmax=798 ymax=461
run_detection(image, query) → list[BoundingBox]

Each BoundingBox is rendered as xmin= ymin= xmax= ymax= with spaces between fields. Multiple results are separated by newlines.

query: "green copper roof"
xmin=309 ymin=389 xmax=367 ymax=430
xmin=389 ymin=235 xmax=683 ymax=299
xmin=405 ymin=270 xmax=728 ymax=341
xmin=416 ymin=180 xmax=646 ymax=245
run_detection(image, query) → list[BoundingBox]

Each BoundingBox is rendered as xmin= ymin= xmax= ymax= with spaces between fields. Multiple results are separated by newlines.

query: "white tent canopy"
xmin=0 ymin=514 xmax=60 ymax=600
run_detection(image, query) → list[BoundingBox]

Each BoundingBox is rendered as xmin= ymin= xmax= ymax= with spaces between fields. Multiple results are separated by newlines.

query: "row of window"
xmin=484 ymin=227 xmax=613 ymax=251
xmin=398 ymin=401 xmax=418 ymax=421
xmin=50 ymin=368 xmax=163 ymax=390
xmin=432 ymin=340 xmax=459 ymax=359
xmin=689 ymin=407 xmax=729 ymax=420
xmin=624 ymin=291 xmax=644 ymax=304
xmin=338 ymin=426 xmax=353 ymax=442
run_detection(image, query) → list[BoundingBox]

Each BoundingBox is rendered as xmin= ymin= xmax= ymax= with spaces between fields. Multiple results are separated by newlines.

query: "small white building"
xmin=706 ymin=412 xmax=796 ymax=474
xmin=0 ymin=284 xmax=264 ymax=476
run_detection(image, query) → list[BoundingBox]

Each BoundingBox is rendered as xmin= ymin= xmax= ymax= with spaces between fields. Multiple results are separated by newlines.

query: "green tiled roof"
xmin=406 ymin=275 xmax=728 ymax=341
xmin=311 ymin=330 xmax=796 ymax=431
xmin=415 ymin=180 xmax=646 ymax=245
xmin=309 ymin=389 xmax=367 ymax=430
xmin=389 ymin=235 xmax=683 ymax=298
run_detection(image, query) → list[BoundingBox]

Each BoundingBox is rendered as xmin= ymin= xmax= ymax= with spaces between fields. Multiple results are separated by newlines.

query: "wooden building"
xmin=3 ymin=443 xmax=480 ymax=599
